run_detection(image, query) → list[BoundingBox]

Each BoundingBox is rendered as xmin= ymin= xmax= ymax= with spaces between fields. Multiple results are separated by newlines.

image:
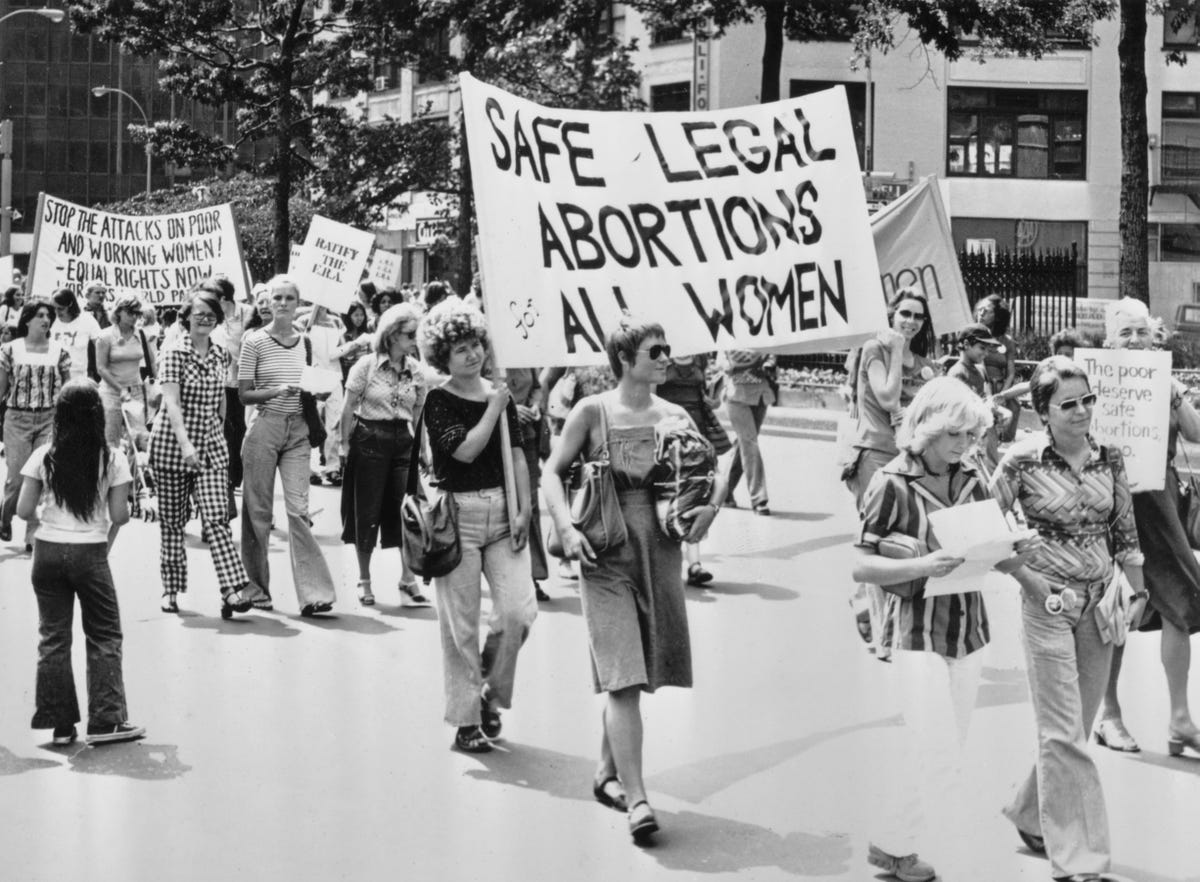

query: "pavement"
xmin=0 ymin=430 xmax=1198 ymax=882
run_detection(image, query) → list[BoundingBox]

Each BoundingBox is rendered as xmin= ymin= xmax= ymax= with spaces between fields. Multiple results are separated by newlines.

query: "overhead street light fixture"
xmin=0 ymin=7 xmax=65 ymax=26
xmin=93 ymin=86 xmax=154 ymax=201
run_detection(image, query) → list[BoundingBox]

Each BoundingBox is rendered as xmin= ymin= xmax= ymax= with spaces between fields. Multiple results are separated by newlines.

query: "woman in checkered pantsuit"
xmin=149 ymin=288 xmax=252 ymax=618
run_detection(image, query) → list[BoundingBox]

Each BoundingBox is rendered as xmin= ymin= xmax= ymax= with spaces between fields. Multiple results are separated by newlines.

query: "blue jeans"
xmin=30 ymin=541 xmax=129 ymax=729
xmin=2 ymin=407 xmax=54 ymax=537
xmin=434 ymin=488 xmax=536 ymax=726
xmin=240 ymin=410 xmax=336 ymax=606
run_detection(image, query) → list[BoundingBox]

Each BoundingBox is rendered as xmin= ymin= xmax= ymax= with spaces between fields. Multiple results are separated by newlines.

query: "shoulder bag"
xmin=400 ymin=409 xmax=461 ymax=577
xmin=875 ymin=533 xmax=928 ymax=600
xmin=652 ymin=425 xmax=717 ymax=542
xmin=300 ymin=336 xmax=327 ymax=449
xmin=547 ymin=398 xmax=628 ymax=558
xmin=1177 ymin=442 xmax=1200 ymax=550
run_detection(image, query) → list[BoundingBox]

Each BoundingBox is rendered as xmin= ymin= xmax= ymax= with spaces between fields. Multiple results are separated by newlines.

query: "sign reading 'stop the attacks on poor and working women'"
xmin=27 ymin=194 xmax=250 ymax=306
xmin=460 ymin=73 xmax=888 ymax=368
xmin=1077 ymin=347 xmax=1172 ymax=492
xmin=290 ymin=215 xmax=375 ymax=314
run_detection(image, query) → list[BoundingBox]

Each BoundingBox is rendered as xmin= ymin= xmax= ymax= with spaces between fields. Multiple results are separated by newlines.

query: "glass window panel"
xmin=70 ymin=33 xmax=91 ymax=63
xmin=949 ymin=88 xmax=988 ymax=110
xmin=26 ymin=29 xmax=48 ymax=62
xmin=947 ymin=143 xmax=968 ymax=174
xmin=1163 ymin=93 xmax=1199 ymax=117
xmin=948 ymin=113 xmax=977 ymax=140
xmin=47 ymin=83 xmax=68 ymax=117
xmin=982 ymin=116 xmax=1013 ymax=175
xmin=68 ymin=141 xmax=88 ymax=171
xmin=1163 ymin=119 xmax=1200 ymax=182
xmin=1160 ymin=224 xmax=1200 ymax=261
xmin=89 ymin=142 xmax=109 ymax=173
xmin=25 ymin=81 xmax=46 ymax=116
xmin=68 ymin=84 xmax=90 ymax=118
xmin=25 ymin=141 xmax=45 ymax=172
xmin=1017 ymin=114 xmax=1050 ymax=178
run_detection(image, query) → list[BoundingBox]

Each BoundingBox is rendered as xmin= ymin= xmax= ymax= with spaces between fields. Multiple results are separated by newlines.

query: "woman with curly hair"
xmin=418 ymin=298 xmax=536 ymax=753
xmin=0 ymin=301 xmax=71 ymax=547
xmin=16 ymin=379 xmax=144 ymax=745
xmin=95 ymin=294 xmax=155 ymax=445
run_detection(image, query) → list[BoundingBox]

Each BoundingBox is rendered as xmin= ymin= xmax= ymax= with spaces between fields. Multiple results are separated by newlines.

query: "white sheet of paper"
xmin=300 ymin=367 xmax=340 ymax=395
xmin=924 ymin=500 xmax=1036 ymax=597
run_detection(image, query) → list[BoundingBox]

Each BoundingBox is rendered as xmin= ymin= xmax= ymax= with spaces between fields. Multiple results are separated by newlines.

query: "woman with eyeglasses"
xmin=95 ymin=294 xmax=154 ymax=446
xmin=238 ymin=275 xmax=337 ymax=616
xmin=991 ymin=355 xmax=1147 ymax=882
xmin=1092 ymin=297 xmax=1200 ymax=760
xmin=150 ymin=288 xmax=253 ymax=617
xmin=340 ymin=303 xmax=430 ymax=607
xmin=543 ymin=320 xmax=724 ymax=845
xmin=843 ymin=287 xmax=940 ymax=656
xmin=0 ymin=301 xmax=71 ymax=547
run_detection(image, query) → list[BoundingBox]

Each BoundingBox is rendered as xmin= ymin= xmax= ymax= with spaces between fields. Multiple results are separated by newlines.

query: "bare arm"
xmin=542 ymin=398 xmax=597 ymax=561
xmin=340 ymin=387 xmax=361 ymax=451
xmin=866 ymin=335 xmax=907 ymax=413
xmin=16 ymin=475 xmax=40 ymax=522
xmin=106 ymin=481 xmax=131 ymax=551
xmin=95 ymin=333 xmax=122 ymax=389
xmin=238 ymin=377 xmax=298 ymax=406
xmin=449 ymin=384 xmax=509 ymax=463
xmin=1173 ymin=379 xmax=1200 ymax=444
xmin=0 ymin=364 xmax=9 ymax=404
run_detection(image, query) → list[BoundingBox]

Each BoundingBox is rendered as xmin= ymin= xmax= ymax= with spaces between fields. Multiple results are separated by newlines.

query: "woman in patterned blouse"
xmin=990 ymin=355 xmax=1148 ymax=881
xmin=339 ymin=303 xmax=429 ymax=607
xmin=150 ymin=288 xmax=252 ymax=617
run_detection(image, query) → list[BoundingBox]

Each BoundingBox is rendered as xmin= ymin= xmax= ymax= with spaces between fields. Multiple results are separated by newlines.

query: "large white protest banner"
xmin=367 ymin=248 xmax=403 ymax=289
xmin=870 ymin=176 xmax=973 ymax=336
xmin=1076 ymin=347 xmax=1172 ymax=492
xmin=461 ymin=74 xmax=888 ymax=368
xmin=290 ymin=215 xmax=374 ymax=313
xmin=27 ymin=194 xmax=250 ymax=307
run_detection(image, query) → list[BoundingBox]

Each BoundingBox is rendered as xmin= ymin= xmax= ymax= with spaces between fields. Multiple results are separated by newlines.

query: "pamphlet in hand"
xmin=300 ymin=366 xmax=341 ymax=396
xmin=925 ymin=500 xmax=1036 ymax=597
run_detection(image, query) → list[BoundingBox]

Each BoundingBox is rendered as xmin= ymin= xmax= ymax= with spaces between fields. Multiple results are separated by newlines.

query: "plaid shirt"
xmin=149 ymin=335 xmax=230 ymax=472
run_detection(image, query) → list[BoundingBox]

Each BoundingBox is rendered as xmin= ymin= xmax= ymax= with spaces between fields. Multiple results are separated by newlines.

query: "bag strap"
xmin=594 ymin=393 xmax=612 ymax=461
xmin=406 ymin=407 xmax=427 ymax=498
xmin=1178 ymin=433 xmax=1199 ymax=493
xmin=138 ymin=329 xmax=155 ymax=379
xmin=303 ymin=335 xmax=312 ymax=366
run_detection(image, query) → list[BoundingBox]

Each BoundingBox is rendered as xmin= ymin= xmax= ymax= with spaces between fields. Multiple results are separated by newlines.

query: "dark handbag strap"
xmin=303 ymin=335 xmax=312 ymax=366
xmin=138 ymin=329 xmax=155 ymax=379
xmin=1178 ymin=437 xmax=1199 ymax=494
xmin=592 ymin=394 xmax=612 ymax=461
xmin=405 ymin=408 xmax=427 ymax=498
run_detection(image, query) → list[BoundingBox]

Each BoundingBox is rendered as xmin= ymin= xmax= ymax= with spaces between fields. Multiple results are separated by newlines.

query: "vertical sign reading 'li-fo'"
xmin=460 ymin=73 xmax=888 ymax=369
xmin=1077 ymin=347 xmax=1172 ymax=492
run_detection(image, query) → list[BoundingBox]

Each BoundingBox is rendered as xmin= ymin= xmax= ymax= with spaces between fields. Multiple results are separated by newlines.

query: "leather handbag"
xmin=400 ymin=410 xmax=461 ymax=577
xmin=300 ymin=336 xmax=327 ymax=449
xmin=547 ymin=401 xmax=627 ymax=559
xmin=875 ymin=533 xmax=927 ymax=600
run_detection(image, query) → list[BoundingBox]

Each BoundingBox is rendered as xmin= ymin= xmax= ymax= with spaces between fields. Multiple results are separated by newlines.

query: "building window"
xmin=947 ymin=88 xmax=1087 ymax=180
xmin=1156 ymin=224 xmax=1200 ymax=262
xmin=651 ymin=25 xmax=687 ymax=45
xmin=1164 ymin=0 xmax=1199 ymax=48
xmin=790 ymin=80 xmax=868 ymax=169
xmin=416 ymin=28 xmax=450 ymax=85
xmin=1163 ymin=92 xmax=1200 ymax=186
xmin=649 ymin=82 xmax=690 ymax=112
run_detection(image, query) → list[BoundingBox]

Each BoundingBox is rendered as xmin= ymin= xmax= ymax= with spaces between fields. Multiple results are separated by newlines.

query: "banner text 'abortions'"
xmin=28 ymin=195 xmax=247 ymax=306
xmin=462 ymin=74 xmax=887 ymax=367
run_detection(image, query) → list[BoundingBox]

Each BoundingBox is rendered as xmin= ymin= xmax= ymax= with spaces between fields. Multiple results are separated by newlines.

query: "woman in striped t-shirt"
xmin=237 ymin=275 xmax=336 ymax=616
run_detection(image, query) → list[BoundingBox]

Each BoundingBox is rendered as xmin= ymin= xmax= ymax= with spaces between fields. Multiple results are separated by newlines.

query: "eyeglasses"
xmin=1053 ymin=392 xmax=1097 ymax=412
xmin=640 ymin=344 xmax=672 ymax=360
xmin=191 ymin=313 xmax=218 ymax=325
xmin=896 ymin=309 xmax=926 ymax=321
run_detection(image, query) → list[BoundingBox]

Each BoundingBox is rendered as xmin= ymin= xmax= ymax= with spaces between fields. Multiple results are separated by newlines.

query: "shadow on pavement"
xmin=179 ymin=611 xmax=301 ymax=638
xmin=1127 ymin=749 xmax=1200 ymax=777
xmin=68 ymin=742 xmax=191 ymax=781
xmin=375 ymin=605 xmax=439 ymax=622
xmin=0 ymin=745 xmax=61 ymax=776
xmin=286 ymin=613 xmax=398 ymax=635
xmin=529 ymin=594 xmax=582 ymax=616
xmin=730 ymin=532 xmax=857 ymax=561
xmin=689 ymin=581 xmax=798 ymax=603
xmin=760 ymin=510 xmax=834 ymax=523
xmin=1111 ymin=865 xmax=1200 ymax=882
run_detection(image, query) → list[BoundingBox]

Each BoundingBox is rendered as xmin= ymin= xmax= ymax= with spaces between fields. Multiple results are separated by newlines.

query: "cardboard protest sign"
xmin=1076 ymin=347 xmax=1172 ymax=491
xmin=367 ymin=248 xmax=403 ymax=289
xmin=870 ymin=176 xmax=973 ymax=337
xmin=460 ymin=74 xmax=887 ymax=368
xmin=289 ymin=215 xmax=374 ymax=313
xmin=27 ymin=194 xmax=249 ymax=307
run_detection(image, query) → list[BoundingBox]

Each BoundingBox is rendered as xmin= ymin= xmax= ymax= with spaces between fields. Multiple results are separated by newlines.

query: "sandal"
xmin=300 ymin=601 xmax=334 ymax=617
xmin=592 ymin=775 xmax=627 ymax=813
xmin=686 ymin=563 xmax=713 ymax=586
xmin=357 ymin=579 xmax=375 ymax=607
xmin=851 ymin=601 xmax=872 ymax=644
xmin=453 ymin=725 xmax=493 ymax=753
xmin=480 ymin=696 xmax=502 ymax=739
xmin=627 ymin=800 xmax=659 ymax=842
xmin=399 ymin=582 xmax=432 ymax=607
xmin=1017 ymin=828 xmax=1046 ymax=855
xmin=220 ymin=588 xmax=252 ymax=619
xmin=1094 ymin=718 xmax=1140 ymax=753
xmin=251 ymin=596 xmax=274 ymax=611
xmin=161 ymin=592 xmax=179 ymax=614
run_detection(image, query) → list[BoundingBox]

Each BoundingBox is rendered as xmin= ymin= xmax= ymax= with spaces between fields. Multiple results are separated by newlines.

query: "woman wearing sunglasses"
xmin=843 ymin=286 xmax=940 ymax=656
xmin=991 ymin=355 xmax=1147 ymax=882
xmin=1093 ymin=297 xmax=1200 ymax=759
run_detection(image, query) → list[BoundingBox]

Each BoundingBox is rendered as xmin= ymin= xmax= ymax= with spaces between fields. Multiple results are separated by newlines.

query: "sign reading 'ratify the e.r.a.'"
xmin=460 ymin=74 xmax=887 ymax=368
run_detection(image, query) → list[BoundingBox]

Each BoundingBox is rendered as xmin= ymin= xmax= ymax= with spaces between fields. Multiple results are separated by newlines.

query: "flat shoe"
xmin=592 ymin=775 xmax=627 ymax=812
xmin=453 ymin=725 xmax=493 ymax=753
xmin=1017 ymin=828 xmax=1046 ymax=855
xmin=686 ymin=563 xmax=713 ymax=586
xmin=628 ymin=800 xmax=659 ymax=842
xmin=480 ymin=696 xmax=502 ymax=739
xmin=1094 ymin=718 xmax=1140 ymax=753
xmin=161 ymin=593 xmax=179 ymax=614
xmin=300 ymin=601 xmax=334 ymax=617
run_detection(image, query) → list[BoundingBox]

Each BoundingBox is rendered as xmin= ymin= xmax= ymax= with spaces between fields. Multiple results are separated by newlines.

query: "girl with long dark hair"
xmin=16 ymin=379 xmax=145 ymax=745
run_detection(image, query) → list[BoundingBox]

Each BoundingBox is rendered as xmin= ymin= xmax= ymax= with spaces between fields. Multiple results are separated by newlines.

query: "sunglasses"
xmin=641 ymin=344 xmax=672 ymax=360
xmin=896 ymin=309 xmax=926 ymax=321
xmin=1053 ymin=392 xmax=1097 ymax=412
xmin=191 ymin=313 xmax=218 ymax=325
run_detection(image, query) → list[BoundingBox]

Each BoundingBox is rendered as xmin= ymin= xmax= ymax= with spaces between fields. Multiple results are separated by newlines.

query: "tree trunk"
xmin=1118 ymin=0 xmax=1149 ymax=304
xmin=760 ymin=0 xmax=784 ymax=103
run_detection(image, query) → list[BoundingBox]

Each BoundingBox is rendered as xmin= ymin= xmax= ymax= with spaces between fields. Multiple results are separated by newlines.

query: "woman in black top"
xmin=418 ymin=298 xmax=536 ymax=754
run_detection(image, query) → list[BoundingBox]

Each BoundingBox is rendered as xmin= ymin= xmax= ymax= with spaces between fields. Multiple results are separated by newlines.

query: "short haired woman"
xmin=95 ymin=294 xmax=154 ymax=446
xmin=17 ymin=379 xmax=144 ymax=745
xmin=50 ymin=287 xmax=102 ymax=381
xmin=853 ymin=376 xmax=1013 ymax=882
xmin=150 ymin=288 xmax=253 ymax=617
xmin=340 ymin=303 xmax=430 ymax=606
xmin=0 ymin=301 xmax=71 ymax=547
xmin=992 ymin=355 xmax=1147 ymax=880
xmin=542 ymin=319 xmax=724 ymax=844
xmin=207 ymin=277 xmax=257 ymax=507
xmin=417 ymin=298 xmax=536 ymax=754
xmin=238 ymin=275 xmax=337 ymax=616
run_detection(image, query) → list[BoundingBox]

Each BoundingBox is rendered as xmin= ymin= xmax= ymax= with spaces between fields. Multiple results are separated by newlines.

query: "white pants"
xmin=869 ymin=647 xmax=984 ymax=858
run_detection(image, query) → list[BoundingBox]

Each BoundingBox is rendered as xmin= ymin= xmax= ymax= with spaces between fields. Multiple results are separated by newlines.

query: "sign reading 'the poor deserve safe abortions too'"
xmin=460 ymin=73 xmax=888 ymax=368
xmin=27 ymin=194 xmax=250 ymax=306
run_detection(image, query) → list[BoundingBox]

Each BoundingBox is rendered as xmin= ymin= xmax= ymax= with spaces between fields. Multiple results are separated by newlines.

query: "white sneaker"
xmin=86 ymin=722 xmax=146 ymax=745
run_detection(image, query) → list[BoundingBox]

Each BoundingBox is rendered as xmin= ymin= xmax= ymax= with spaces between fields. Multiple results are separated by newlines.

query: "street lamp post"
xmin=92 ymin=86 xmax=153 ymax=201
xmin=0 ymin=8 xmax=67 ymax=258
